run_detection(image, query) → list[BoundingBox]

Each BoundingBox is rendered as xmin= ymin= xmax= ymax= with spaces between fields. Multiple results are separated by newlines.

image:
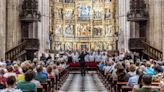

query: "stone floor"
xmin=58 ymin=72 xmax=108 ymax=92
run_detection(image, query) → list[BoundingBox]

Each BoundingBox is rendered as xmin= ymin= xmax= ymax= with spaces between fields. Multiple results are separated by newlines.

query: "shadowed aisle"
xmin=58 ymin=72 xmax=108 ymax=92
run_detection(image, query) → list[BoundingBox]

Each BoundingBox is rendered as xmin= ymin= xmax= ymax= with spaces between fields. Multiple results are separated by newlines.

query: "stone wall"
xmin=6 ymin=0 xmax=22 ymax=51
xmin=0 ymin=0 xmax=49 ymax=59
xmin=0 ymin=0 xmax=6 ymax=58
xmin=118 ymin=0 xmax=164 ymax=60
xmin=163 ymin=0 xmax=164 ymax=60
xmin=146 ymin=0 xmax=163 ymax=51
xmin=146 ymin=0 xmax=164 ymax=59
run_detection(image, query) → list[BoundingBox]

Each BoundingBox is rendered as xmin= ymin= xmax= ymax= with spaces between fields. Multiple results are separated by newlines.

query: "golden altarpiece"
xmin=50 ymin=0 xmax=116 ymax=51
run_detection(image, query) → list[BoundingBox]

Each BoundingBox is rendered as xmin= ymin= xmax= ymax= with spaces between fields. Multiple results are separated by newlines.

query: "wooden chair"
xmin=116 ymin=82 xmax=128 ymax=92
xmin=105 ymin=73 xmax=112 ymax=90
xmin=37 ymin=87 xmax=43 ymax=92
xmin=120 ymin=83 xmax=160 ymax=92
xmin=50 ymin=77 xmax=55 ymax=92
xmin=41 ymin=83 xmax=48 ymax=92
xmin=55 ymin=75 xmax=59 ymax=90
xmin=121 ymin=85 xmax=133 ymax=92
xmin=46 ymin=79 xmax=51 ymax=92
xmin=151 ymin=82 xmax=160 ymax=86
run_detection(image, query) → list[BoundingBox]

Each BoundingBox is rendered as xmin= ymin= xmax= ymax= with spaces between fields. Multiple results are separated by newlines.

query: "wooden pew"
xmin=55 ymin=74 xmax=59 ymax=90
xmin=121 ymin=85 xmax=160 ymax=92
xmin=37 ymin=87 xmax=43 ymax=92
xmin=55 ymin=67 xmax=69 ymax=90
xmin=46 ymin=79 xmax=51 ymax=92
xmin=97 ymin=66 xmax=161 ymax=92
xmin=116 ymin=82 xmax=128 ymax=92
xmin=49 ymin=77 xmax=55 ymax=92
xmin=41 ymin=83 xmax=48 ymax=92
xmin=121 ymin=86 xmax=133 ymax=92
xmin=117 ymin=82 xmax=160 ymax=92
xmin=151 ymin=82 xmax=160 ymax=86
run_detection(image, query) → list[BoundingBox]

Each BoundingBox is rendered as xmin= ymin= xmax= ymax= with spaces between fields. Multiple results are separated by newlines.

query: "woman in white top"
xmin=95 ymin=53 xmax=101 ymax=62
xmin=89 ymin=53 xmax=95 ymax=62
xmin=101 ymin=53 xmax=107 ymax=62
xmin=72 ymin=52 xmax=79 ymax=62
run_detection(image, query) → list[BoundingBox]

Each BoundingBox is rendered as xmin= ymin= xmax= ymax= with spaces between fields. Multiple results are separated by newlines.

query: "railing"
xmin=5 ymin=38 xmax=39 ymax=60
xmin=129 ymin=37 xmax=146 ymax=50
xmin=5 ymin=41 xmax=26 ymax=60
xmin=142 ymin=41 xmax=163 ymax=60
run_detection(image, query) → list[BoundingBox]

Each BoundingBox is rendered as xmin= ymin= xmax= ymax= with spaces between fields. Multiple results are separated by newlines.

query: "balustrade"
xmin=142 ymin=41 xmax=163 ymax=60
xmin=5 ymin=38 xmax=39 ymax=60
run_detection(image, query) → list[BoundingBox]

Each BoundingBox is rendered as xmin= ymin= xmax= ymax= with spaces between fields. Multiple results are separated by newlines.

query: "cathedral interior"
xmin=0 ymin=0 xmax=163 ymax=61
xmin=0 ymin=0 xmax=164 ymax=92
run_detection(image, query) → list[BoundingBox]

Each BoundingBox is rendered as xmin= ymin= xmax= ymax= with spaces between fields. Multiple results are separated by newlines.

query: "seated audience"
xmin=13 ymin=64 xmax=21 ymax=75
xmin=56 ymin=62 xmax=64 ymax=71
xmin=30 ymin=70 xmax=42 ymax=88
xmin=1 ymin=76 xmax=22 ymax=92
xmin=17 ymin=70 xmax=36 ymax=92
xmin=128 ymin=68 xmax=140 ymax=86
xmin=53 ymin=65 xmax=59 ymax=75
xmin=46 ymin=66 xmax=55 ymax=78
xmin=153 ymin=65 xmax=162 ymax=82
xmin=144 ymin=61 xmax=156 ymax=75
xmin=35 ymin=65 xmax=48 ymax=83
xmin=128 ymin=64 xmax=136 ymax=77
xmin=4 ymin=66 xmax=16 ymax=78
xmin=0 ymin=69 xmax=6 ymax=84
xmin=104 ymin=61 xmax=112 ymax=75
xmin=116 ymin=65 xmax=129 ymax=82
xmin=17 ymin=66 xmax=28 ymax=81
xmin=135 ymin=74 xmax=159 ymax=92
xmin=98 ymin=62 xmax=106 ymax=70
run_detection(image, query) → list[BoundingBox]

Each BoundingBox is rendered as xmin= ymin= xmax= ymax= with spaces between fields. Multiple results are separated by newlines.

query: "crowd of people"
xmin=0 ymin=49 xmax=163 ymax=92
xmin=0 ymin=52 xmax=68 ymax=92
xmin=55 ymin=50 xmax=109 ymax=63
xmin=98 ymin=51 xmax=163 ymax=92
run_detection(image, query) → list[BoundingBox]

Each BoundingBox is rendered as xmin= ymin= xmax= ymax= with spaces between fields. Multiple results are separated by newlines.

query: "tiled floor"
xmin=59 ymin=73 xmax=108 ymax=92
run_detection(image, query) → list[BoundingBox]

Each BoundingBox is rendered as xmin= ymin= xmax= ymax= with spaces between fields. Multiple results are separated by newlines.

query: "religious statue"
xmin=78 ymin=5 xmax=91 ymax=17
xmin=93 ymin=27 xmax=102 ymax=36
xmin=65 ymin=42 xmax=73 ymax=50
xmin=105 ymin=25 xmax=112 ymax=36
xmin=65 ymin=10 xmax=74 ymax=19
xmin=80 ymin=26 xmax=89 ymax=36
xmin=65 ymin=25 xmax=73 ymax=37
xmin=105 ymin=9 xmax=111 ymax=19
xmin=56 ymin=25 xmax=62 ymax=36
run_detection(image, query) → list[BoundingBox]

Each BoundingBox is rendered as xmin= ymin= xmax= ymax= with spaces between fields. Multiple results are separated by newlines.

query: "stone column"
xmin=153 ymin=0 xmax=162 ymax=50
xmin=118 ymin=0 xmax=130 ymax=52
xmin=38 ymin=0 xmax=50 ymax=54
xmin=0 ymin=0 xmax=6 ymax=58
xmin=162 ymin=0 xmax=164 ymax=60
